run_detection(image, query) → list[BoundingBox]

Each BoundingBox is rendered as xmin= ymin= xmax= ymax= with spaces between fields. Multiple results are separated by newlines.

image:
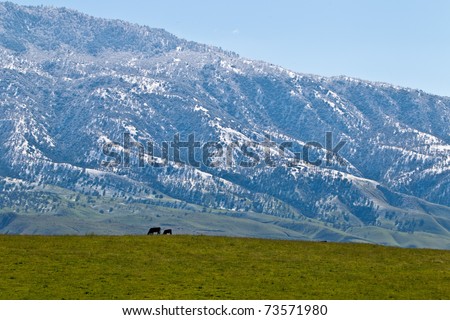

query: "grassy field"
xmin=0 ymin=235 xmax=449 ymax=299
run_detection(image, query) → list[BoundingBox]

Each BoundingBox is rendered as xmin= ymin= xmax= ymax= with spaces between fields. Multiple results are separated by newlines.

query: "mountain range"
xmin=1 ymin=2 xmax=450 ymax=249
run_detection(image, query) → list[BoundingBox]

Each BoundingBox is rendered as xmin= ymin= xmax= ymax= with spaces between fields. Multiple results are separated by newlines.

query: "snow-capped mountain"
xmin=1 ymin=2 xmax=450 ymax=248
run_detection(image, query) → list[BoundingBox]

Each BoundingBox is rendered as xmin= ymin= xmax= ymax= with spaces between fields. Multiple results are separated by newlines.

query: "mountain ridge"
xmin=1 ymin=2 xmax=450 ymax=249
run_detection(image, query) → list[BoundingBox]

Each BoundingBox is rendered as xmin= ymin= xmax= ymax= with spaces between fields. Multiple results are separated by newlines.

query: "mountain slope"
xmin=1 ymin=2 xmax=450 ymax=248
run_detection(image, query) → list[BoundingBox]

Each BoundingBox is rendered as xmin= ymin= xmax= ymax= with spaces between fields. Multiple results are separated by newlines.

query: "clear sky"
xmin=10 ymin=0 xmax=450 ymax=97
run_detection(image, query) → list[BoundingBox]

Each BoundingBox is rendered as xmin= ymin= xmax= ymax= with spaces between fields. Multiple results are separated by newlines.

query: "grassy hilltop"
xmin=0 ymin=235 xmax=449 ymax=299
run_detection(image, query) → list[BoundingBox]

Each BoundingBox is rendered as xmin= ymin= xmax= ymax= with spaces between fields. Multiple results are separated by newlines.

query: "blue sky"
xmin=11 ymin=0 xmax=450 ymax=97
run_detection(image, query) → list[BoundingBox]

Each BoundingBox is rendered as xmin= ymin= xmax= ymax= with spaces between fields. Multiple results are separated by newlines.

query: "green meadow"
xmin=0 ymin=235 xmax=449 ymax=299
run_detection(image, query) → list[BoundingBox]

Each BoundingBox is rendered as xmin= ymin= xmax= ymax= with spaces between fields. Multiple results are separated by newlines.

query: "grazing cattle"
xmin=147 ymin=227 xmax=161 ymax=235
xmin=163 ymin=229 xmax=172 ymax=235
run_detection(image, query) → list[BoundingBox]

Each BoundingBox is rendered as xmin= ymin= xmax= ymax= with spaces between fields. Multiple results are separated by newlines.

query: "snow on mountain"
xmin=1 ymin=2 xmax=450 ymax=248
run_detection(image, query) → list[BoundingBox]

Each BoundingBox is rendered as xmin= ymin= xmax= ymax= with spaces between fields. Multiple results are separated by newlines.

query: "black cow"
xmin=163 ymin=229 xmax=172 ymax=235
xmin=147 ymin=227 xmax=161 ymax=235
